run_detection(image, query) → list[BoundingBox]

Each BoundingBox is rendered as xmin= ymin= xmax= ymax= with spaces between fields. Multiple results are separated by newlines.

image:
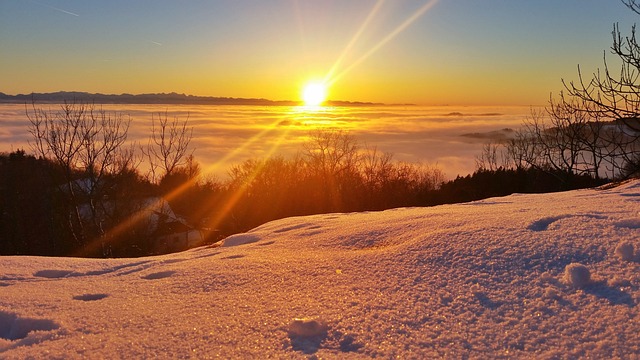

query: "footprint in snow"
xmin=72 ymin=293 xmax=109 ymax=301
xmin=221 ymin=233 xmax=260 ymax=247
xmin=257 ymin=241 xmax=276 ymax=246
xmin=159 ymin=258 xmax=188 ymax=265
xmin=287 ymin=318 xmax=364 ymax=354
xmin=274 ymin=224 xmax=322 ymax=234
xmin=193 ymin=251 xmax=222 ymax=259
xmin=614 ymin=218 xmax=640 ymax=229
xmin=85 ymin=260 xmax=153 ymax=276
xmin=0 ymin=310 xmax=59 ymax=341
xmin=221 ymin=254 xmax=246 ymax=260
xmin=33 ymin=269 xmax=75 ymax=279
xmin=141 ymin=271 xmax=176 ymax=280
xmin=528 ymin=214 xmax=608 ymax=231
xmin=274 ymin=224 xmax=311 ymax=233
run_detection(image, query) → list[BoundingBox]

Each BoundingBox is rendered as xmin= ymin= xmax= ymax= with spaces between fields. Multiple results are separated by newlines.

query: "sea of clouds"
xmin=0 ymin=103 xmax=535 ymax=179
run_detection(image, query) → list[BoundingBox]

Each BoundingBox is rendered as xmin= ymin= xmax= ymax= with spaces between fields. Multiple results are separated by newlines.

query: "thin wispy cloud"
xmin=29 ymin=0 xmax=79 ymax=17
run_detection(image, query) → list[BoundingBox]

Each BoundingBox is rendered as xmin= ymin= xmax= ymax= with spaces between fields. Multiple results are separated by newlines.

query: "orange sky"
xmin=1 ymin=1 xmax=638 ymax=105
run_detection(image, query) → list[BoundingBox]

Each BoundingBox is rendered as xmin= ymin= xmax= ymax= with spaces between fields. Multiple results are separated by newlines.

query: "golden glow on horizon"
xmin=302 ymin=81 xmax=328 ymax=107
xmin=69 ymin=1 xmax=446 ymax=255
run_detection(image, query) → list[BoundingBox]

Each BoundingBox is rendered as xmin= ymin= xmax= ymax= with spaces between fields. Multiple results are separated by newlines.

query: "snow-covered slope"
xmin=1 ymin=181 xmax=639 ymax=359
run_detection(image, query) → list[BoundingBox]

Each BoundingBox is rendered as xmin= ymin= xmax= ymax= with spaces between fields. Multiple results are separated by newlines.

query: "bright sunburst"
xmin=302 ymin=81 xmax=328 ymax=107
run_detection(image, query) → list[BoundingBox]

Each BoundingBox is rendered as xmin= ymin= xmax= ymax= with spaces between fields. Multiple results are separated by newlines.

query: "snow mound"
xmin=615 ymin=241 xmax=635 ymax=261
xmin=563 ymin=263 xmax=591 ymax=288
xmin=288 ymin=318 xmax=328 ymax=338
xmin=287 ymin=318 xmax=329 ymax=354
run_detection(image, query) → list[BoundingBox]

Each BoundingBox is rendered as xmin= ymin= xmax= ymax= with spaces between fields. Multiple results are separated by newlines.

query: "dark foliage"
xmin=0 ymin=150 xmax=157 ymax=257
xmin=0 ymin=150 xmax=71 ymax=255
xmin=430 ymin=167 xmax=606 ymax=206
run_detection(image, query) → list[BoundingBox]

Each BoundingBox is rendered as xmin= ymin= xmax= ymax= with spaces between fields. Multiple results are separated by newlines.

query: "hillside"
xmin=1 ymin=181 xmax=639 ymax=358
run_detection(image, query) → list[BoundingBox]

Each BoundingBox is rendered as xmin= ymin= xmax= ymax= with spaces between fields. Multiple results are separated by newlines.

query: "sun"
xmin=302 ymin=81 xmax=328 ymax=107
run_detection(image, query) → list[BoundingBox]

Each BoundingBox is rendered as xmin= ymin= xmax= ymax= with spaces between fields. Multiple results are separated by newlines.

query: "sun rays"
xmin=325 ymin=0 xmax=439 ymax=88
xmin=83 ymin=1 xmax=441 ymax=253
xmin=323 ymin=0 xmax=387 ymax=86
xmin=84 ymin=114 xmax=298 ymax=253
xmin=300 ymin=0 xmax=439 ymax=106
xmin=211 ymin=0 xmax=439 ymax=240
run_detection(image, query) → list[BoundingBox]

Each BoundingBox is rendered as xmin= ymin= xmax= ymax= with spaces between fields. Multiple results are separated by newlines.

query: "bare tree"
xmin=302 ymin=128 xmax=360 ymax=178
xmin=506 ymin=129 xmax=537 ymax=171
xmin=143 ymin=111 xmax=193 ymax=184
xmin=361 ymin=146 xmax=394 ymax=191
xmin=27 ymin=101 xmax=133 ymax=254
xmin=551 ymin=2 xmax=640 ymax=178
xmin=561 ymin=2 xmax=640 ymax=132
xmin=475 ymin=141 xmax=512 ymax=171
xmin=623 ymin=0 xmax=640 ymax=17
xmin=563 ymin=30 xmax=640 ymax=129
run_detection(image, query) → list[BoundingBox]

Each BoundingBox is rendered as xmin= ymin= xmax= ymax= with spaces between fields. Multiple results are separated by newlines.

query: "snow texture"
xmin=1 ymin=180 xmax=639 ymax=358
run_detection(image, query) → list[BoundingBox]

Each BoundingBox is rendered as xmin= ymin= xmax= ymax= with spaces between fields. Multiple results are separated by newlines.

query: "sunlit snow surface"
xmin=1 ymin=181 xmax=639 ymax=358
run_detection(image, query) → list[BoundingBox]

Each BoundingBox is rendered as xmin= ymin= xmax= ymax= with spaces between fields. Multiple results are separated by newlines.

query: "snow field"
xmin=0 ymin=180 xmax=638 ymax=358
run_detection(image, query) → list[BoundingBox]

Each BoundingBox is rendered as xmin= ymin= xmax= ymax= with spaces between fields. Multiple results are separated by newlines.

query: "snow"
xmin=563 ymin=263 xmax=591 ymax=288
xmin=1 ymin=180 xmax=639 ymax=358
xmin=615 ymin=241 xmax=635 ymax=262
xmin=221 ymin=233 xmax=261 ymax=247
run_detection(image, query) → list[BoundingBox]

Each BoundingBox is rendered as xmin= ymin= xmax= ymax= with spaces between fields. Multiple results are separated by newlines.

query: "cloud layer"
xmin=0 ymin=104 xmax=532 ymax=178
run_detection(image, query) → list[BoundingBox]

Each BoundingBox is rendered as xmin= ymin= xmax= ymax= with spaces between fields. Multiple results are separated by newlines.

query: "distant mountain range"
xmin=0 ymin=91 xmax=385 ymax=106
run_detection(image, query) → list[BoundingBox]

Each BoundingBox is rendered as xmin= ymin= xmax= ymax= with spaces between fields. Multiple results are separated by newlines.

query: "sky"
xmin=1 ymin=0 xmax=639 ymax=105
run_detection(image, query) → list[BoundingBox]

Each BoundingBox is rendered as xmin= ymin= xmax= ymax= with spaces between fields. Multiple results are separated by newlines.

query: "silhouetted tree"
xmin=143 ymin=111 xmax=193 ymax=184
xmin=25 ymin=103 xmax=207 ymax=257
xmin=559 ymin=1 xmax=640 ymax=177
xmin=27 ymin=101 xmax=143 ymax=256
xmin=475 ymin=141 xmax=512 ymax=171
xmin=302 ymin=129 xmax=363 ymax=212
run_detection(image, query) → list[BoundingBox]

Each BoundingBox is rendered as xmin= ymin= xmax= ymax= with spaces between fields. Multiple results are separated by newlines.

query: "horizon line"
xmin=0 ymin=90 xmax=547 ymax=107
xmin=0 ymin=90 xmax=396 ymax=106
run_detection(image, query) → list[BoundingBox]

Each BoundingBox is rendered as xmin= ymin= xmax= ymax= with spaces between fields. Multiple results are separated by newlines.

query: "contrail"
xmin=29 ymin=0 xmax=80 ymax=17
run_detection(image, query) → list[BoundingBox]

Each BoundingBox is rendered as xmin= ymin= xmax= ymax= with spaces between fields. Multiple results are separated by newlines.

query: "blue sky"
xmin=1 ymin=0 xmax=638 ymax=105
